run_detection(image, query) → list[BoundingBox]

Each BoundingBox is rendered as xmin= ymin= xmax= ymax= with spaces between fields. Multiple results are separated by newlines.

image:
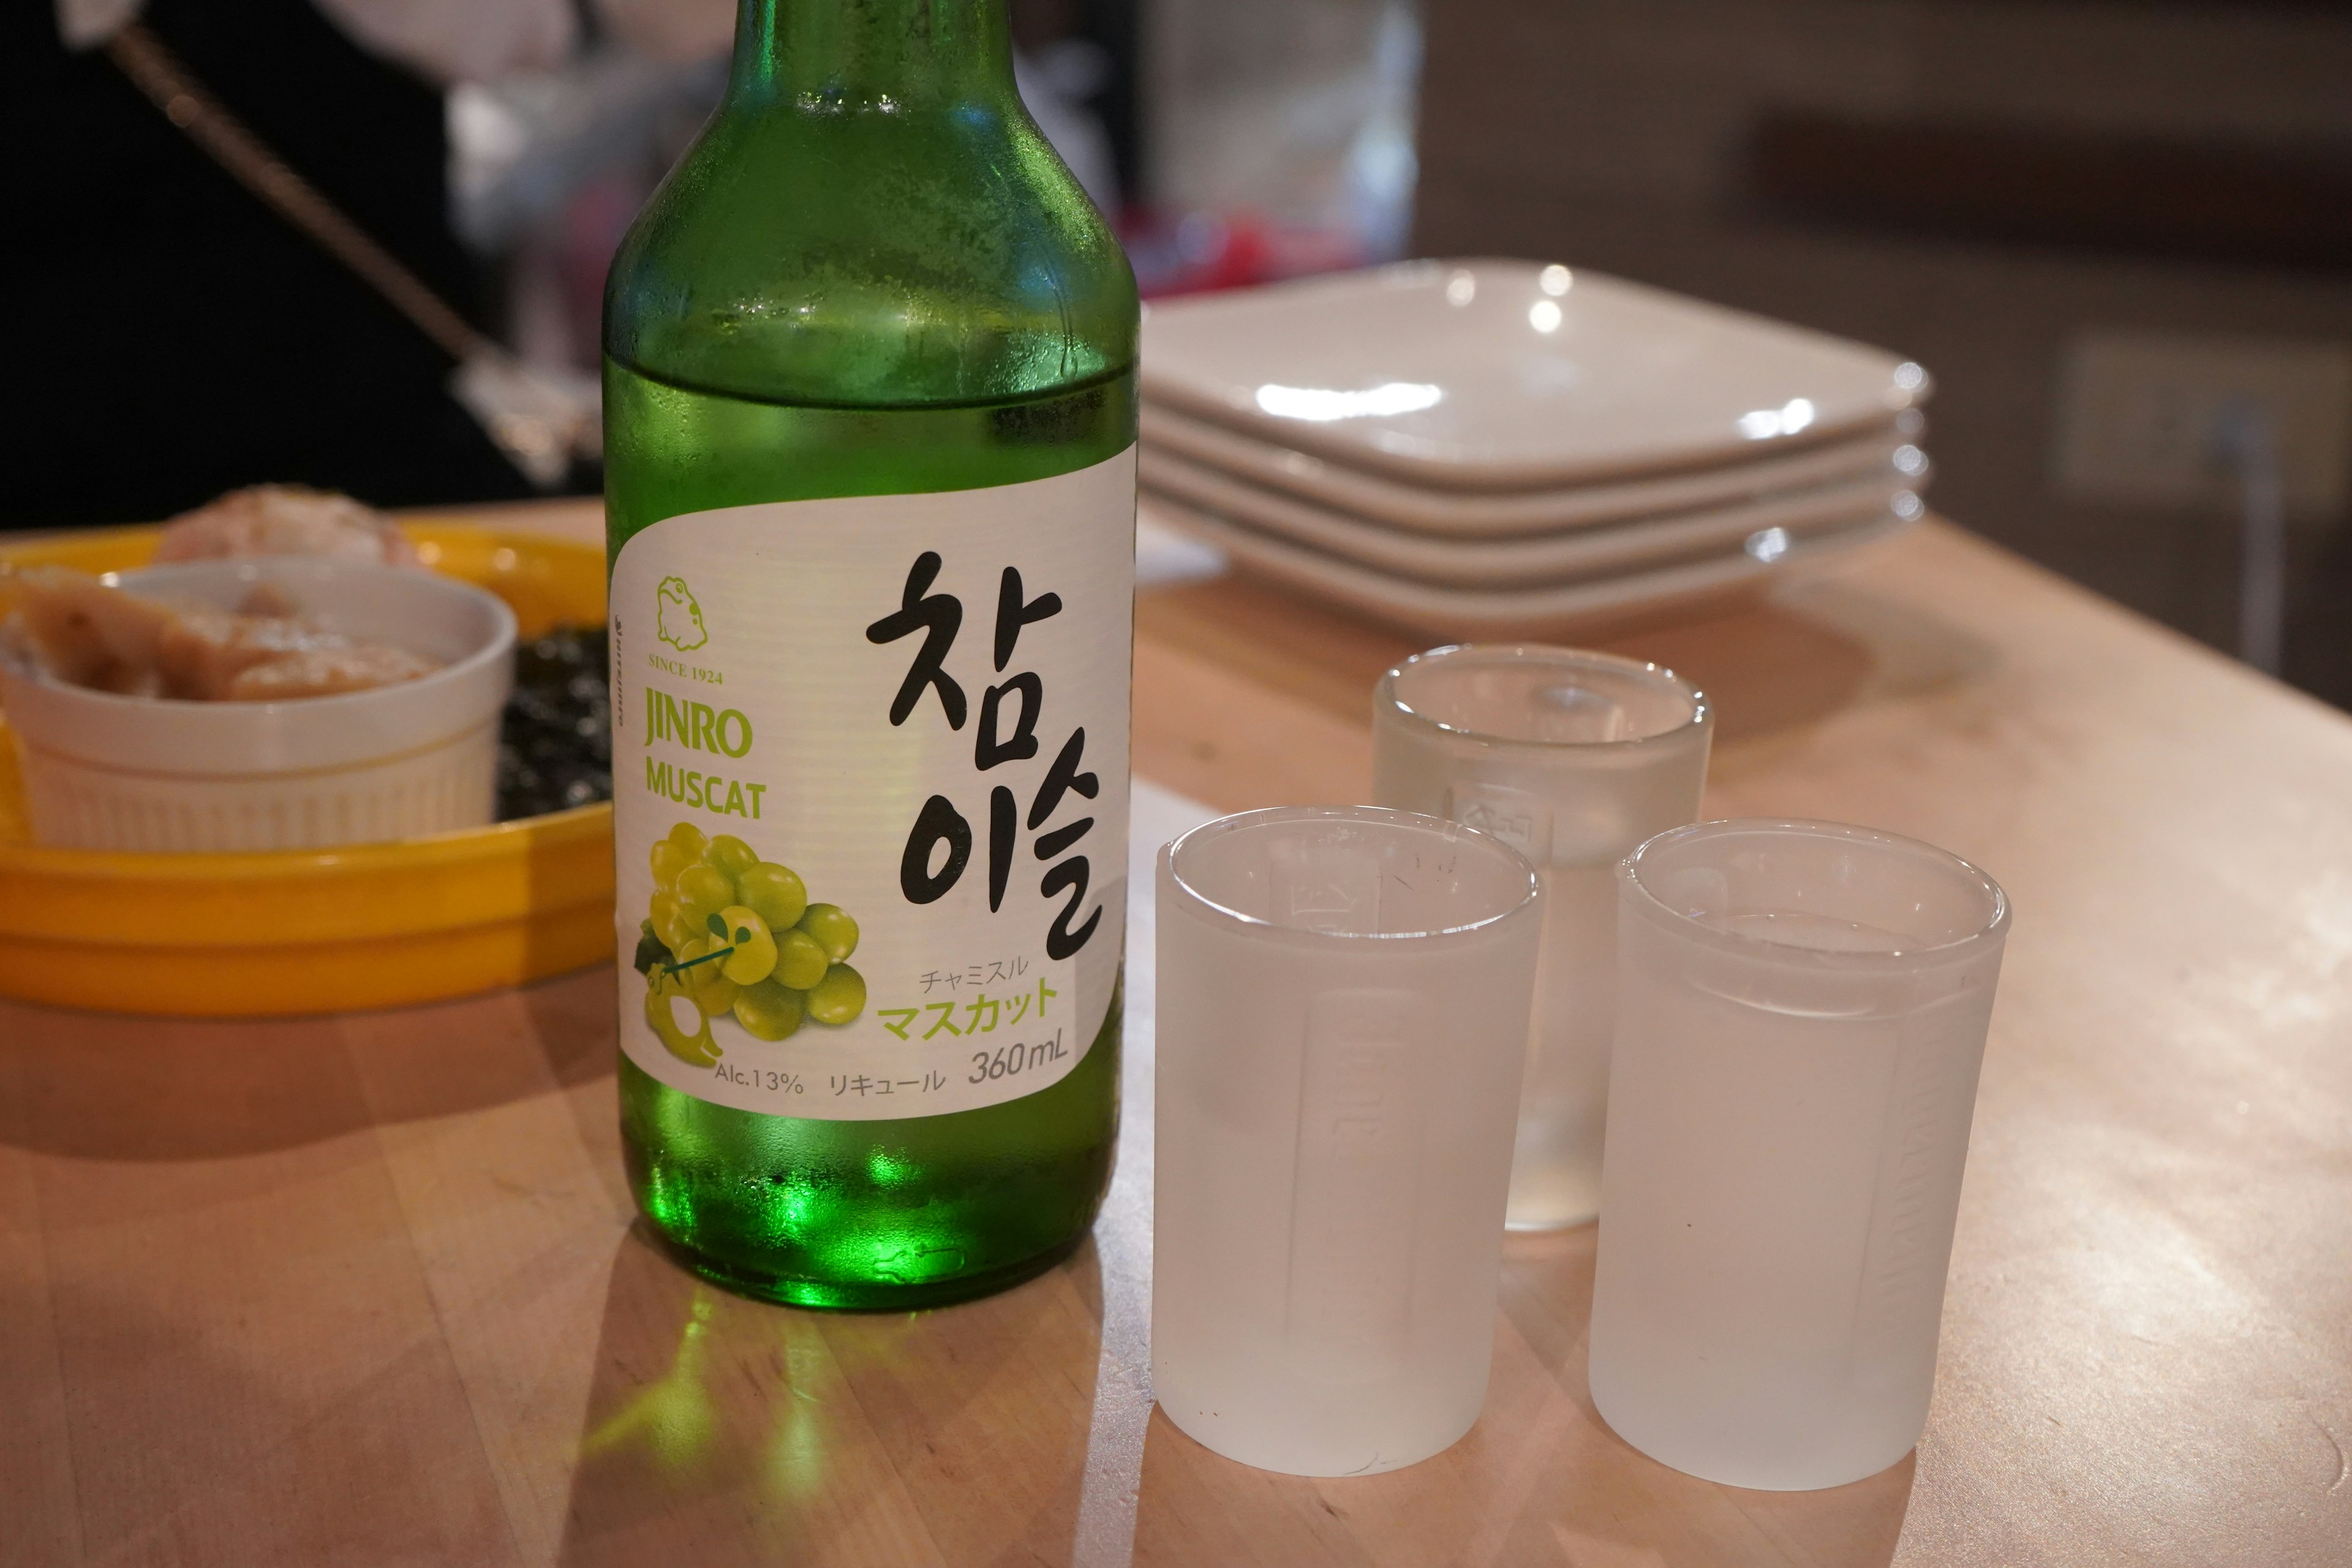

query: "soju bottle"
xmin=601 ymin=0 xmax=1137 ymax=1309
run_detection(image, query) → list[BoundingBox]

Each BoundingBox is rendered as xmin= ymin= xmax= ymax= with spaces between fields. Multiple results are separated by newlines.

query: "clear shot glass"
xmin=1589 ymin=819 xmax=2010 ymax=1491
xmin=1153 ymin=805 xmax=1544 ymax=1476
xmin=1372 ymin=645 xmax=1711 ymax=1230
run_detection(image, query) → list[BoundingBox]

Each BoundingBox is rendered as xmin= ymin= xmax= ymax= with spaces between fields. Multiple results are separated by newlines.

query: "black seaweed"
xmin=496 ymin=627 xmax=613 ymax=820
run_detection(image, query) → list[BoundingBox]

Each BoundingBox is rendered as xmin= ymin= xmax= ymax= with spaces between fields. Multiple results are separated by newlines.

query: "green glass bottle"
xmin=602 ymin=0 xmax=1138 ymax=1310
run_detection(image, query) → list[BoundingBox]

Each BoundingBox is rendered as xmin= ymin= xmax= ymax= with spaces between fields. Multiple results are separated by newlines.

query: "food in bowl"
xmin=152 ymin=484 xmax=421 ymax=567
xmin=2 ymin=565 xmax=440 ymax=701
xmin=0 ymin=557 xmax=515 ymax=852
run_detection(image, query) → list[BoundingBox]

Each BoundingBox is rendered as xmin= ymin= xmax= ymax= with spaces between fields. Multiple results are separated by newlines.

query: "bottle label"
xmin=608 ymin=449 xmax=1134 ymax=1120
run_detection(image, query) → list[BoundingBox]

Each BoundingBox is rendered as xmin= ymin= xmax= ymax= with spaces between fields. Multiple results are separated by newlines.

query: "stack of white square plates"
xmin=1137 ymin=258 xmax=1932 ymax=636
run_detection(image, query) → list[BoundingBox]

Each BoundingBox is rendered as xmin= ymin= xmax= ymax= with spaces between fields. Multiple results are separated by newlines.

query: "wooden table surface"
xmin=3 ymin=507 xmax=2348 ymax=1567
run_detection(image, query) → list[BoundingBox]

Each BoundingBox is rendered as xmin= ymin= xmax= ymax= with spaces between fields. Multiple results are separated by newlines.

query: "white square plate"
xmin=1137 ymin=492 xmax=1910 ymax=640
xmin=1140 ymin=447 xmax=1919 ymax=589
xmin=1140 ymin=260 xmax=1929 ymax=491
xmin=1142 ymin=401 xmax=1925 ymax=537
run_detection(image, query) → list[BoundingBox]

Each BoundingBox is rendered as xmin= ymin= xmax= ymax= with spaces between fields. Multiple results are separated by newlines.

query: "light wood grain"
xmin=2 ymin=508 xmax=2348 ymax=1566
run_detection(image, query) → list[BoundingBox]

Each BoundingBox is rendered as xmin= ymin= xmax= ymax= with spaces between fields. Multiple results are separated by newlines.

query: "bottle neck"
xmin=729 ymin=0 xmax=1017 ymax=110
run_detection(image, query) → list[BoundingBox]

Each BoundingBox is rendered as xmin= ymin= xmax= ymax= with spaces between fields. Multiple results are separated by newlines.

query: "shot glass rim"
xmin=1163 ymin=803 xmax=1543 ymax=942
xmin=1375 ymin=643 xmax=1712 ymax=753
xmin=1618 ymin=816 xmax=2010 ymax=967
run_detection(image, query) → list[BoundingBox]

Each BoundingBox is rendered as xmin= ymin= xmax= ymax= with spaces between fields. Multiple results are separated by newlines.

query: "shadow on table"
xmin=1128 ymin=1223 xmax=1917 ymax=1568
xmin=551 ymin=1219 xmax=1112 ymax=1568
xmin=0 ymin=966 xmax=614 ymax=1163
xmin=1139 ymin=567 xmax=1997 ymax=753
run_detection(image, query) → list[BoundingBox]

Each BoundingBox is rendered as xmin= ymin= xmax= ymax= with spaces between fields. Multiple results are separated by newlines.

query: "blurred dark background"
xmin=7 ymin=0 xmax=2348 ymax=706
xmin=1409 ymin=0 xmax=2352 ymax=705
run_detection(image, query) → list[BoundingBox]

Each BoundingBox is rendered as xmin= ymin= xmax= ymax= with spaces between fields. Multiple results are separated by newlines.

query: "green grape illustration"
xmin=733 ymin=980 xmax=805 ymax=1041
xmin=805 ymin=963 xmax=866 ymax=1026
xmin=639 ymin=821 xmax=869 ymax=1044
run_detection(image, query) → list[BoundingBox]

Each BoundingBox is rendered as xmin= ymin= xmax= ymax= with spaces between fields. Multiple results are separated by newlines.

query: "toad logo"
xmin=655 ymin=576 xmax=707 ymax=652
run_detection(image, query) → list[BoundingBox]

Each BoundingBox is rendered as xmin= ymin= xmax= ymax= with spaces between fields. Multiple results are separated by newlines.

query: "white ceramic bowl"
xmin=1 ymin=558 xmax=516 ymax=851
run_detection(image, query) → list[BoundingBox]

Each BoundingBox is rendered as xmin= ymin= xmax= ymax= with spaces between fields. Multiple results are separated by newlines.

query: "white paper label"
xmin=609 ymin=450 xmax=1135 ymax=1120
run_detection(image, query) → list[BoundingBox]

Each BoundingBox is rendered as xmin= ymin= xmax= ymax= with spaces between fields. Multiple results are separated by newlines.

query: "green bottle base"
xmin=617 ymin=983 xmax=1121 ymax=1311
xmin=641 ymin=1216 xmax=1092 ymax=1311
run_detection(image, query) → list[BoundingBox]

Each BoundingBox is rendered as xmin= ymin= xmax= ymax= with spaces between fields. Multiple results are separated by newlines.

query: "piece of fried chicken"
xmin=1 ymin=565 xmax=437 ymax=701
xmin=153 ymin=485 xmax=420 ymax=568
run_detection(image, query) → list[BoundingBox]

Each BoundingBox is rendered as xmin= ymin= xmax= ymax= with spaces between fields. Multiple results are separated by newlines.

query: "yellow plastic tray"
xmin=0 ymin=522 xmax=615 ymax=1016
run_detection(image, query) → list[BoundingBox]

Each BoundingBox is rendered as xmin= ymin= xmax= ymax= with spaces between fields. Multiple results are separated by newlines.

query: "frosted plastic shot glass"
xmin=1589 ymin=819 xmax=2010 ymax=1491
xmin=1153 ymin=805 xmax=1544 ymax=1477
xmin=1372 ymin=644 xmax=1711 ymax=1230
